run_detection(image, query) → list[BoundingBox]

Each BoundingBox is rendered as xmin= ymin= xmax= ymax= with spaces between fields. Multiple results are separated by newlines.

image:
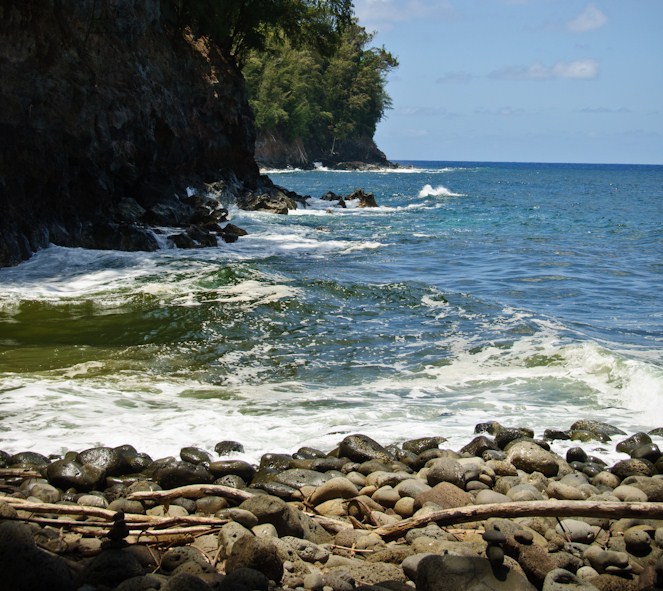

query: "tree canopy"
xmin=170 ymin=0 xmax=397 ymax=161
xmin=243 ymin=19 xmax=397 ymax=157
xmin=170 ymin=0 xmax=353 ymax=62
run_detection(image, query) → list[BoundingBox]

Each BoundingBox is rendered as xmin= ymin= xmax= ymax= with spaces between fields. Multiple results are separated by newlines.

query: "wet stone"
xmin=570 ymin=420 xmax=625 ymax=437
xmin=616 ymin=433 xmax=652 ymax=455
xmin=631 ymin=443 xmax=662 ymax=463
xmin=338 ymin=434 xmax=394 ymax=463
xmin=180 ymin=446 xmax=212 ymax=465
xmin=610 ymin=458 xmax=656 ymax=480
xmin=9 ymin=451 xmax=50 ymax=468
xmin=214 ymin=440 xmax=245 ymax=455
xmin=78 ymin=446 xmax=123 ymax=476
xmin=46 ymin=458 xmax=105 ymax=492
xmin=459 ymin=435 xmax=499 ymax=457
xmin=209 ymin=460 xmax=255 ymax=482
xmin=402 ymin=437 xmax=447 ymax=455
xmin=567 ymin=447 xmax=589 ymax=464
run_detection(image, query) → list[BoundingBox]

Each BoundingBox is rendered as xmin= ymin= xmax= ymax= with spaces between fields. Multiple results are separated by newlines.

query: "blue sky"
xmin=354 ymin=0 xmax=663 ymax=164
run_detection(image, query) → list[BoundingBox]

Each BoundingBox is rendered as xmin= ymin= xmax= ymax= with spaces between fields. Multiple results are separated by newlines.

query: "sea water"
xmin=0 ymin=161 xmax=662 ymax=463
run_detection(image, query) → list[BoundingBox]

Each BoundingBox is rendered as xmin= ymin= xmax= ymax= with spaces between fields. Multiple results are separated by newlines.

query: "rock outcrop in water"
xmin=0 ymin=1 xmax=291 ymax=267
xmin=255 ymin=131 xmax=392 ymax=171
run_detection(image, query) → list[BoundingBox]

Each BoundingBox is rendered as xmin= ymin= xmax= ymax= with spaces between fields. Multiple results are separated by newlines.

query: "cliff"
xmin=0 ymin=0 xmax=274 ymax=267
xmin=255 ymin=130 xmax=391 ymax=170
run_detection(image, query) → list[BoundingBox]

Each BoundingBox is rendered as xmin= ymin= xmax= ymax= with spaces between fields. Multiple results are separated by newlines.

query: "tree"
xmin=169 ymin=0 xmax=353 ymax=64
xmin=244 ymin=18 xmax=398 ymax=156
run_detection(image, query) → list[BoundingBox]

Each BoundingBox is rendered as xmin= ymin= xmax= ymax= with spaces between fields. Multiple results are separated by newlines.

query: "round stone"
xmin=215 ymin=441 xmax=245 ymax=455
xmin=506 ymin=441 xmax=560 ymax=477
xmin=616 ymin=432 xmax=652 ymax=454
xmin=624 ymin=528 xmax=651 ymax=556
xmin=180 ymin=446 xmax=212 ymax=465
xmin=566 ymin=447 xmax=588 ymax=464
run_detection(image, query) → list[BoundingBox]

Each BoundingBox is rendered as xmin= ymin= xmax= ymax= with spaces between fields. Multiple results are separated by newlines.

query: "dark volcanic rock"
xmin=225 ymin=535 xmax=283 ymax=583
xmin=616 ymin=433 xmax=652 ymax=455
xmin=611 ymin=458 xmax=656 ymax=480
xmin=0 ymin=521 xmax=75 ymax=591
xmin=9 ymin=451 xmax=50 ymax=468
xmin=0 ymin=1 xmax=260 ymax=267
xmin=154 ymin=460 xmax=213 ymax=489
xmin=46 ymin=458 xmax=105 ymax=491
xmin=78 ymin=446 xmax=123 ymax=477
xmin=570 ymin=420 xmax=626 ymax=437
xmin=346 ymin=189 xmax=378 ymax=208
xmin=415 ymin=554 xmax=535 ymax=591
xmin=339 ymin=434 xmax=394 ymax=463
xmin=180 ymin=447 xmax=213 ymax=466
xmin=402 ymin=437 xmax=447 ymax=455
xmin=215 ymin=441 xmax=245 ymax=455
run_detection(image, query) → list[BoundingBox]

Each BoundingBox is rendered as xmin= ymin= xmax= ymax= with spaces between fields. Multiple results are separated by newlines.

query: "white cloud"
xmin=580 ymin=107 xmax=631 ymax=114
xmin=552 ymin=59 xmax=599 ymax=79
xmin=490 ymin=59 xmax=599 ymax=80
xmin=436 ymin=71 xmax=474 ymax=84
xmin=567 ymin=4 xmax=608 ymax=33
xmin=475 ymin=106 xmax=525 ymax=116
xmin=398 ymin=106 xmax=458 ymax=118
xmin=354 ymin=0 xmax=455 ymax=31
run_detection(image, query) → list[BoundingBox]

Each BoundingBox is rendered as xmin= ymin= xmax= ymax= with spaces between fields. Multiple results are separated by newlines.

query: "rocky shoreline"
xmin=2 ymin=420 xmax=663 ymax=591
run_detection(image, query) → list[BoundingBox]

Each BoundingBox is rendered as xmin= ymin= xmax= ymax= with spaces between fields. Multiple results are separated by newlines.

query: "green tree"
xmin=170 ymin=0 xmax=352 ymax=63
xmin=244 ymin=18 xmax=397 ymax=155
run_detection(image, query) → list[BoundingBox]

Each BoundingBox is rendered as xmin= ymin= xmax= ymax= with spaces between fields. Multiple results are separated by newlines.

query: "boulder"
xmin=338 ymin=435 xmax=394 ymax=463
xmin=415 ymin=553 xmax=535 ymax=591
xmin=414 ymin=481 xmax=473 ymax=510
xmin=346 ymin=189 xmax=378 ymax=208
xmin=239 ymin=495 xmax=331 ymax=544
xmin=542 ymin=569 xmax=600 ymax=591
xmin=225 ymin=535 xmax=283 ymax=583
xmin=426 ymin=457 xmax=466 ymax=489
xmin=610 ymin=459 xmax=656 ymax=480
xmin=214 ymin=441 xmax=245 ymax=455
xmin=0 ymin=521 xmax=75 ymax=591
xmin=180 ymin=447 xmax=213 ymax=465
xmin=507 ymin=442 xmax=560 ymax=477
xmin=402 ymin=437 xmax=447 ymax=455
xmin=46 ymin=458 xmax=105 ymax=491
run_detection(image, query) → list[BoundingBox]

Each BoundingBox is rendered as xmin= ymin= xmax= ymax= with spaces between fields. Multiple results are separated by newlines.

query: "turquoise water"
xmin=0 ymin=161 xmax=662 ymax=460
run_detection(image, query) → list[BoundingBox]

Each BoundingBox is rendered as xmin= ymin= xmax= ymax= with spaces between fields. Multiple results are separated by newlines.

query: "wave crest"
xmin=418 ymin=184 xmax=464 ymax=198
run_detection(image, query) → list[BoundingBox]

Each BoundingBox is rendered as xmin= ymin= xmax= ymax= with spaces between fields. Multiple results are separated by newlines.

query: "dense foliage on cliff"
xmin=243 ymin=20 xmax=397 ymax=161
xmin=170 ymin=0 xmax=397 ymax=165
xmin=170 ymin=0 xmax=353 ymax=60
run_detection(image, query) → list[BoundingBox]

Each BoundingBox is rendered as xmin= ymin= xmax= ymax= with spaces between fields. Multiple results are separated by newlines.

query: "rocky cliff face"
xmin=255 ymin=130 xmax=391 ymax=170
xmin=0 ymin=0 xmax=266 ymax=266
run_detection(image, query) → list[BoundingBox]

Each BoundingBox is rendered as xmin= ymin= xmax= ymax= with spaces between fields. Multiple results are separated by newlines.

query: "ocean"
xmin=1 ymin=161 xmax=662 ymax=464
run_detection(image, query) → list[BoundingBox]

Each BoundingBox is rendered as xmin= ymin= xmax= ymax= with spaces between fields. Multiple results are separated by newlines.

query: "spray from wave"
xmin=418 ymin=184 xmax=464 ymax=198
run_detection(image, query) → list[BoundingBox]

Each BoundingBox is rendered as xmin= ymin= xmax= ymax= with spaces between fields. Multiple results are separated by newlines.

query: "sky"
xmin=354 ymin=0 xmax=663 ymax=164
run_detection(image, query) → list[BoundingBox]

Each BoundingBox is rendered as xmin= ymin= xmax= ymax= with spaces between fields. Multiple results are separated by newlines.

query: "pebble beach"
xmin=2 ymin=419 xmax=663 ymax=591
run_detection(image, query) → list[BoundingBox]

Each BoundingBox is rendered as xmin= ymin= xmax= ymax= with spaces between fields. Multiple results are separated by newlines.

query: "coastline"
xmin=2 ymin=420 xmax=663 ymax=590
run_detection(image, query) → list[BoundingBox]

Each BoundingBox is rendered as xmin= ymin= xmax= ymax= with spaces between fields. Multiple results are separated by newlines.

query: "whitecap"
xmin=418 ymin=184 xmax=464 ymax=198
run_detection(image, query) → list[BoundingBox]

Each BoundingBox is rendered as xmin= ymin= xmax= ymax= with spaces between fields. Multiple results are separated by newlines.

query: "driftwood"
xmin=126 ymin=483 xmax=254 ymax=504
xmin=373 ymin=500 xmax=663 ymax=540
xmin=306 ymin=512 xmax=354 ymax=533
xmin=2 ymin=497 xmax=228 ymax=528
xmin=0 ymin=468 xmax=43 ymax=478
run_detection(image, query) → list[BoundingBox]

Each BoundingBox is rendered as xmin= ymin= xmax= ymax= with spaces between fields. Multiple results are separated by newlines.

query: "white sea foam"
xmin=418 ymin=184 xmax=464 ymax=198
xmin=2 ymin=321 xmax=661 ymax=464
